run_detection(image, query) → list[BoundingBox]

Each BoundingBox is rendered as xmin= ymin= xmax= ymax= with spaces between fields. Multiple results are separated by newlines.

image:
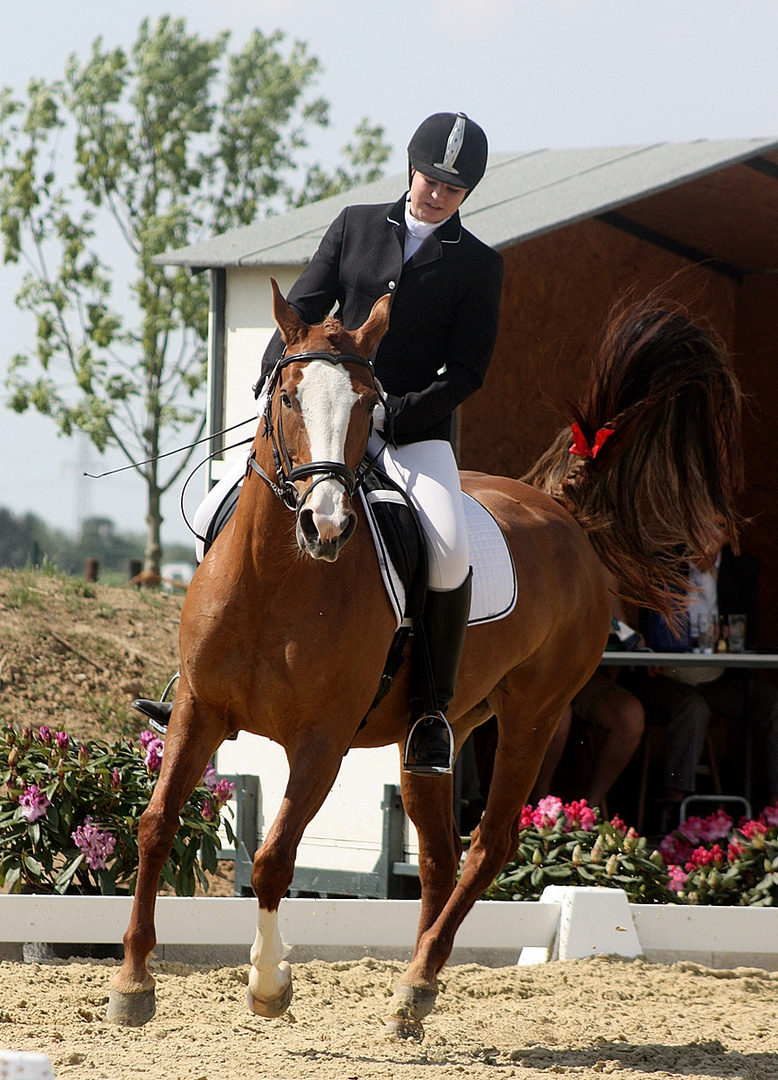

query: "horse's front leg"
xmin=107 ymin=694 xmax=223 ymax=1026
xmin=246 ymin=732 xmax=343 ymax=1019
xmin=383 ymin=752 xmax=461 ymax=1037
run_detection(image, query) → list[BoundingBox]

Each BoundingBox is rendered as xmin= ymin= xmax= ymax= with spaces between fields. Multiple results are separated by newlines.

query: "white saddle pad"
xmin=360 ymin=489 xmax=517 ymax=631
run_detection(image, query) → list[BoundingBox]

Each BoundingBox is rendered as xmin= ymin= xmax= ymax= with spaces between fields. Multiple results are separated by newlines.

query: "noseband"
xmin=246 ymin=350 xmax=381 ymax=517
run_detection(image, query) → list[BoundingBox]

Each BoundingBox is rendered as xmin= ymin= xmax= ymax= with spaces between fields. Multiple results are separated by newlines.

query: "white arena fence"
xmin=1 ymin=887 xmax=777 ymax=970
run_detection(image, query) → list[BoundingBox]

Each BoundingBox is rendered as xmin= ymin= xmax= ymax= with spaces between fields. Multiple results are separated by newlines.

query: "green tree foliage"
xmin=0 ymin=18 xmax=390 ymax=573
xmin=0 ymin=508 xmax=50 ymax=571
xmin=0 ymin=505 xmax=198 ymax=579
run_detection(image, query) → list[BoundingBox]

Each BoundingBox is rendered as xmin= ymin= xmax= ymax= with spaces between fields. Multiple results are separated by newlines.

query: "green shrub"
xmin=483 ymin=795 xmax=778 ymax=907
xmin=0 ymin=723 xmax=234 ymax=896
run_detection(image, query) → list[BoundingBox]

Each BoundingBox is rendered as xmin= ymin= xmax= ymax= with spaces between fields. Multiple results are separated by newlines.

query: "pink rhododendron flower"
xmin=37 ymin=725 xmax=52 ymax=746
xmin=728 ymin=839 xmax=745 ymax=861
xmin=201 ymin=798 xmax=214 ymax=822
xmin=72 ymin=818 xmax=117 ymax=870
xmin=532 ymin=796 xmax=563 ymax=830
xmin=667 ymin=865 xmax=688 ymax=893
xmin=685 ymin=843 xmax=724 ymax=871
xmin=740 ymin=819 xmax=768 ymax=841
xmin=144 ymin=736 xmax=164 ymax=772
xmin=140 ymin=730 xmax=157 ymax=750
xmin=762 ymin=804 xmax=778 ymax=829
xmin=564 ymin=799 xmax=597 ymax=831
xmin=202 ymin=763 xmax=217 ymax=791
xmin=659 ymin=834 xmax=694 ymax=867
xmin=609 ymin=814 xmax=627 ymax=833
xmin=54 ymin=731 xmax=69 ymax=752
xmin=18 ymin=783 xmax=51 ymax=822
xmin=519 ymin=805 xmax=533 ymax=829
xmin=211 ymin=778 xmax=235 ymax=810
xmin=679 ymin=810 xmax=732 ymax=845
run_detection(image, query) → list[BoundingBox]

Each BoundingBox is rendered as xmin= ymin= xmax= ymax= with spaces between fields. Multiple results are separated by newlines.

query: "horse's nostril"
xmin=299 ymin=508 xmax=318 ymax=543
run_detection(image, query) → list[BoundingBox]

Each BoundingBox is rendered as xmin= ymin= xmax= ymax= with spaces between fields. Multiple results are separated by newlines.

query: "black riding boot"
xmin=132 ymin=671 xmax=179 ymax=734
xmin=131 ymin=698 xmax=173 ymax=734
xmin=404 ymin=569 xmax=472 ymax=776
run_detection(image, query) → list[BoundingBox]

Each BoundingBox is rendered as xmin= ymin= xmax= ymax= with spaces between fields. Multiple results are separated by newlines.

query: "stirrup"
xmin=403 ymin=712 xmax=454 ymax=776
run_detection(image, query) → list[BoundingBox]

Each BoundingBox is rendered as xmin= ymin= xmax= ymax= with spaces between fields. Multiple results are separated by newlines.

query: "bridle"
xmin=246 ymin=349 xmax=384 ymax=519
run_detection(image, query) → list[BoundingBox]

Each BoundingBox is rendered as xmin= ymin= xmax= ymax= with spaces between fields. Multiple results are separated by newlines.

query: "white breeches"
xmin=366 ymin=432 xmax=469 ymax=592
xmin=193 ymin=427 xmax=469 ymax=592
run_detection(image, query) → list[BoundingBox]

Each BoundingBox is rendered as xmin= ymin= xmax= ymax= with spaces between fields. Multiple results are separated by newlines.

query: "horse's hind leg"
xmin=108 ymin=693 xmax=223 ymax=1026
xmin=386 ymin=684 xmax=565 ymax=1031
xmin=245 ymin=732 xmax=344 ymax=1019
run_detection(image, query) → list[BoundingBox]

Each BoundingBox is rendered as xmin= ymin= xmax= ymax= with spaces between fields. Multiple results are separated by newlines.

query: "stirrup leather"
xmin=403 ymin=712 xmax=454 ymax=776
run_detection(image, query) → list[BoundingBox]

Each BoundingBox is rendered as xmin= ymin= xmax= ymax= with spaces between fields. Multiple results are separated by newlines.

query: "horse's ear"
xmin=270 ymin=277 xmax=308 ymax=348
xmin=351 ymin=294 xmax=391 ymax=358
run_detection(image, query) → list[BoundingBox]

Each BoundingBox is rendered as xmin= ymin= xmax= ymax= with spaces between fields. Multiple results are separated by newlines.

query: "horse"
xmin=107 ymin=279 xmax=742 ymax=1034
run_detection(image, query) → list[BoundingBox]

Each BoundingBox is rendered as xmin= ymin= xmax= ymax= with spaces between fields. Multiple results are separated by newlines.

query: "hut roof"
xmin=155 ymin=139 xmax=778 ymax=279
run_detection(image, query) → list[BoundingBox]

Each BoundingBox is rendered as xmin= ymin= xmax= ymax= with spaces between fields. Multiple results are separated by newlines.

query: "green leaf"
xmin=199 ymin=832 xmax=218 ymax=874
xmin=22 ymin=852 xmax=43 ymax=877
xmin=54 ymin=854 xmax=84 ymax=893
xmin=98 ymin=869 xmax=116 ymax=895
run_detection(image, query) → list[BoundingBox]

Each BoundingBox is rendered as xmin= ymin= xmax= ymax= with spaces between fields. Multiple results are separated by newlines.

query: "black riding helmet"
xmin=407 ymin=112 xmax=488 ymax=195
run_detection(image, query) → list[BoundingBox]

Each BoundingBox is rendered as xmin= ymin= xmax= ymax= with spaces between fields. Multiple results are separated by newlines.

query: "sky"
xmin=2 ymin=0 xmax=778 ymax=550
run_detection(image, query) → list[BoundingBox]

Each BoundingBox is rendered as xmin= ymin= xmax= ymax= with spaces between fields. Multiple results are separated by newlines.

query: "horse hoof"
xmin=387 ymin=981 xmax=438 ymax=1021
xmin=246 ymin=979 xmax=293 ymax=1018
xmin=383 ymin=1014 xmax=425 ymax=1041
xmin=106 ymin=988 xmax=156 ymax=1027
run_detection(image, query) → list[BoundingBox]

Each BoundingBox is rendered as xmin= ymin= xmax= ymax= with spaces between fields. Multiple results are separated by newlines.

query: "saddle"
xmin=199 ymin=460 xmax=517 ymax=711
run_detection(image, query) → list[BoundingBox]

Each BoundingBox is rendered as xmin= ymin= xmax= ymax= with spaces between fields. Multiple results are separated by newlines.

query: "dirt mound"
xmin=0 ymin=567 xmax=183 ymax=744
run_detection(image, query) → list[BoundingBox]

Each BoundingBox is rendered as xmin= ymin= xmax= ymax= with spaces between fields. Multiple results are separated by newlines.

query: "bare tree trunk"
xmin=144 ymin=482 xmax=163 ymax=576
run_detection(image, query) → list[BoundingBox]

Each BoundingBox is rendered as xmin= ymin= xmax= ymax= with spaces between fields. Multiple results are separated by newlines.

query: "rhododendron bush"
xmin=0 ymin=724 xmax=235 ymax=895
xmin=484 ymin=795 xmax=778 ymax=906
xmin=658 ymin=804 xmax=778 ymax=905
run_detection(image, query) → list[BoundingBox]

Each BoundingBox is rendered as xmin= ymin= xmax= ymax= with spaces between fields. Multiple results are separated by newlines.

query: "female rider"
xmin=134 ymin=112 xmax=503 ymax=776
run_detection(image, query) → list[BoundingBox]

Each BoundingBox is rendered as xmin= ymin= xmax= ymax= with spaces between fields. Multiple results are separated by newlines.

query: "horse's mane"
xmin=522 ymin=296 xmax=744 ymax=618
xmin=322 ymin=316 xmax=345 ymax=342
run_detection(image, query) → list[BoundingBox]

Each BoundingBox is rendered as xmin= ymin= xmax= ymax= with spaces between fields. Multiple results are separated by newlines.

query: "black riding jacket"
xmin=260 ymin=194 xmax=503 ymax=444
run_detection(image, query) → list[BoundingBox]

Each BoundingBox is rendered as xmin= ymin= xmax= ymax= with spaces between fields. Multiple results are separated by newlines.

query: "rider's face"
xmin=408 ymin=169 xmax=467 ymax=224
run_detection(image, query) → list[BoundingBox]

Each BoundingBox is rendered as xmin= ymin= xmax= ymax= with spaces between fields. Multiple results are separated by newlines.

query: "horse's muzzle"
xmin=297 ymin=506 xmax=358 ymax=561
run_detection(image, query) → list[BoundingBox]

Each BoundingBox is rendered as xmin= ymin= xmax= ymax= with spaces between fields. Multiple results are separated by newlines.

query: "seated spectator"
xmin=530 ymin=672 xmax=645 ymax=809
xmin=626 ymin=542 xmax=778 ymax=806
xmin=531 ymin=577 xmax=645 ymax=809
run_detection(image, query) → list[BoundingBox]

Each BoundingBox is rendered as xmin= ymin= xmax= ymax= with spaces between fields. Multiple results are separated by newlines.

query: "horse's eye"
xmin=280 ymin=392 xmax=293 ymax=410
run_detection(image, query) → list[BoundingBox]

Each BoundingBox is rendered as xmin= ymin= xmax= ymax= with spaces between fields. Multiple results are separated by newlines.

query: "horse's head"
xmin=261 ymin=278 xmax=390 ymax=561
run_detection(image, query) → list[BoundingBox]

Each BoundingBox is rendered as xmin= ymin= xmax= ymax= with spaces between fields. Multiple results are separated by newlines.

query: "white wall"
xmin=216 ymin=734 xmax=419 ymax=875
xmin=208 ymin=265 xmax=301 ymax=484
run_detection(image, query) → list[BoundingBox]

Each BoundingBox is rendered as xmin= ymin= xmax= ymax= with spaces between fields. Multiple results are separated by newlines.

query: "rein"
xmin=247 ymin=349 xmax=384 ymax=516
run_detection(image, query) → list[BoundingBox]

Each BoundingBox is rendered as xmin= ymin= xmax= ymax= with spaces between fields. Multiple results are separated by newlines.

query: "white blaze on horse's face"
xmin=295 ymin=361 xmax=360 ymax=559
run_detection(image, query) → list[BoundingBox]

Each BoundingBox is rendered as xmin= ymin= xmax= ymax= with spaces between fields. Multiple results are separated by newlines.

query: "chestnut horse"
xmin=108 ymin=280 xmax=742 ymax=1033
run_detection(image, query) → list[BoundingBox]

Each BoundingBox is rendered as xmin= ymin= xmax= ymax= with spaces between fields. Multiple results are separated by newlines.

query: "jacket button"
xmin=388 ymin=280 xmax=396 ymax=290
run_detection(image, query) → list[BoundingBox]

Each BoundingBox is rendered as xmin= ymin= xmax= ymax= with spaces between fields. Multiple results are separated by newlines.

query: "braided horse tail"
xmin=522 ymin=295 xmax=744 ymax=618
